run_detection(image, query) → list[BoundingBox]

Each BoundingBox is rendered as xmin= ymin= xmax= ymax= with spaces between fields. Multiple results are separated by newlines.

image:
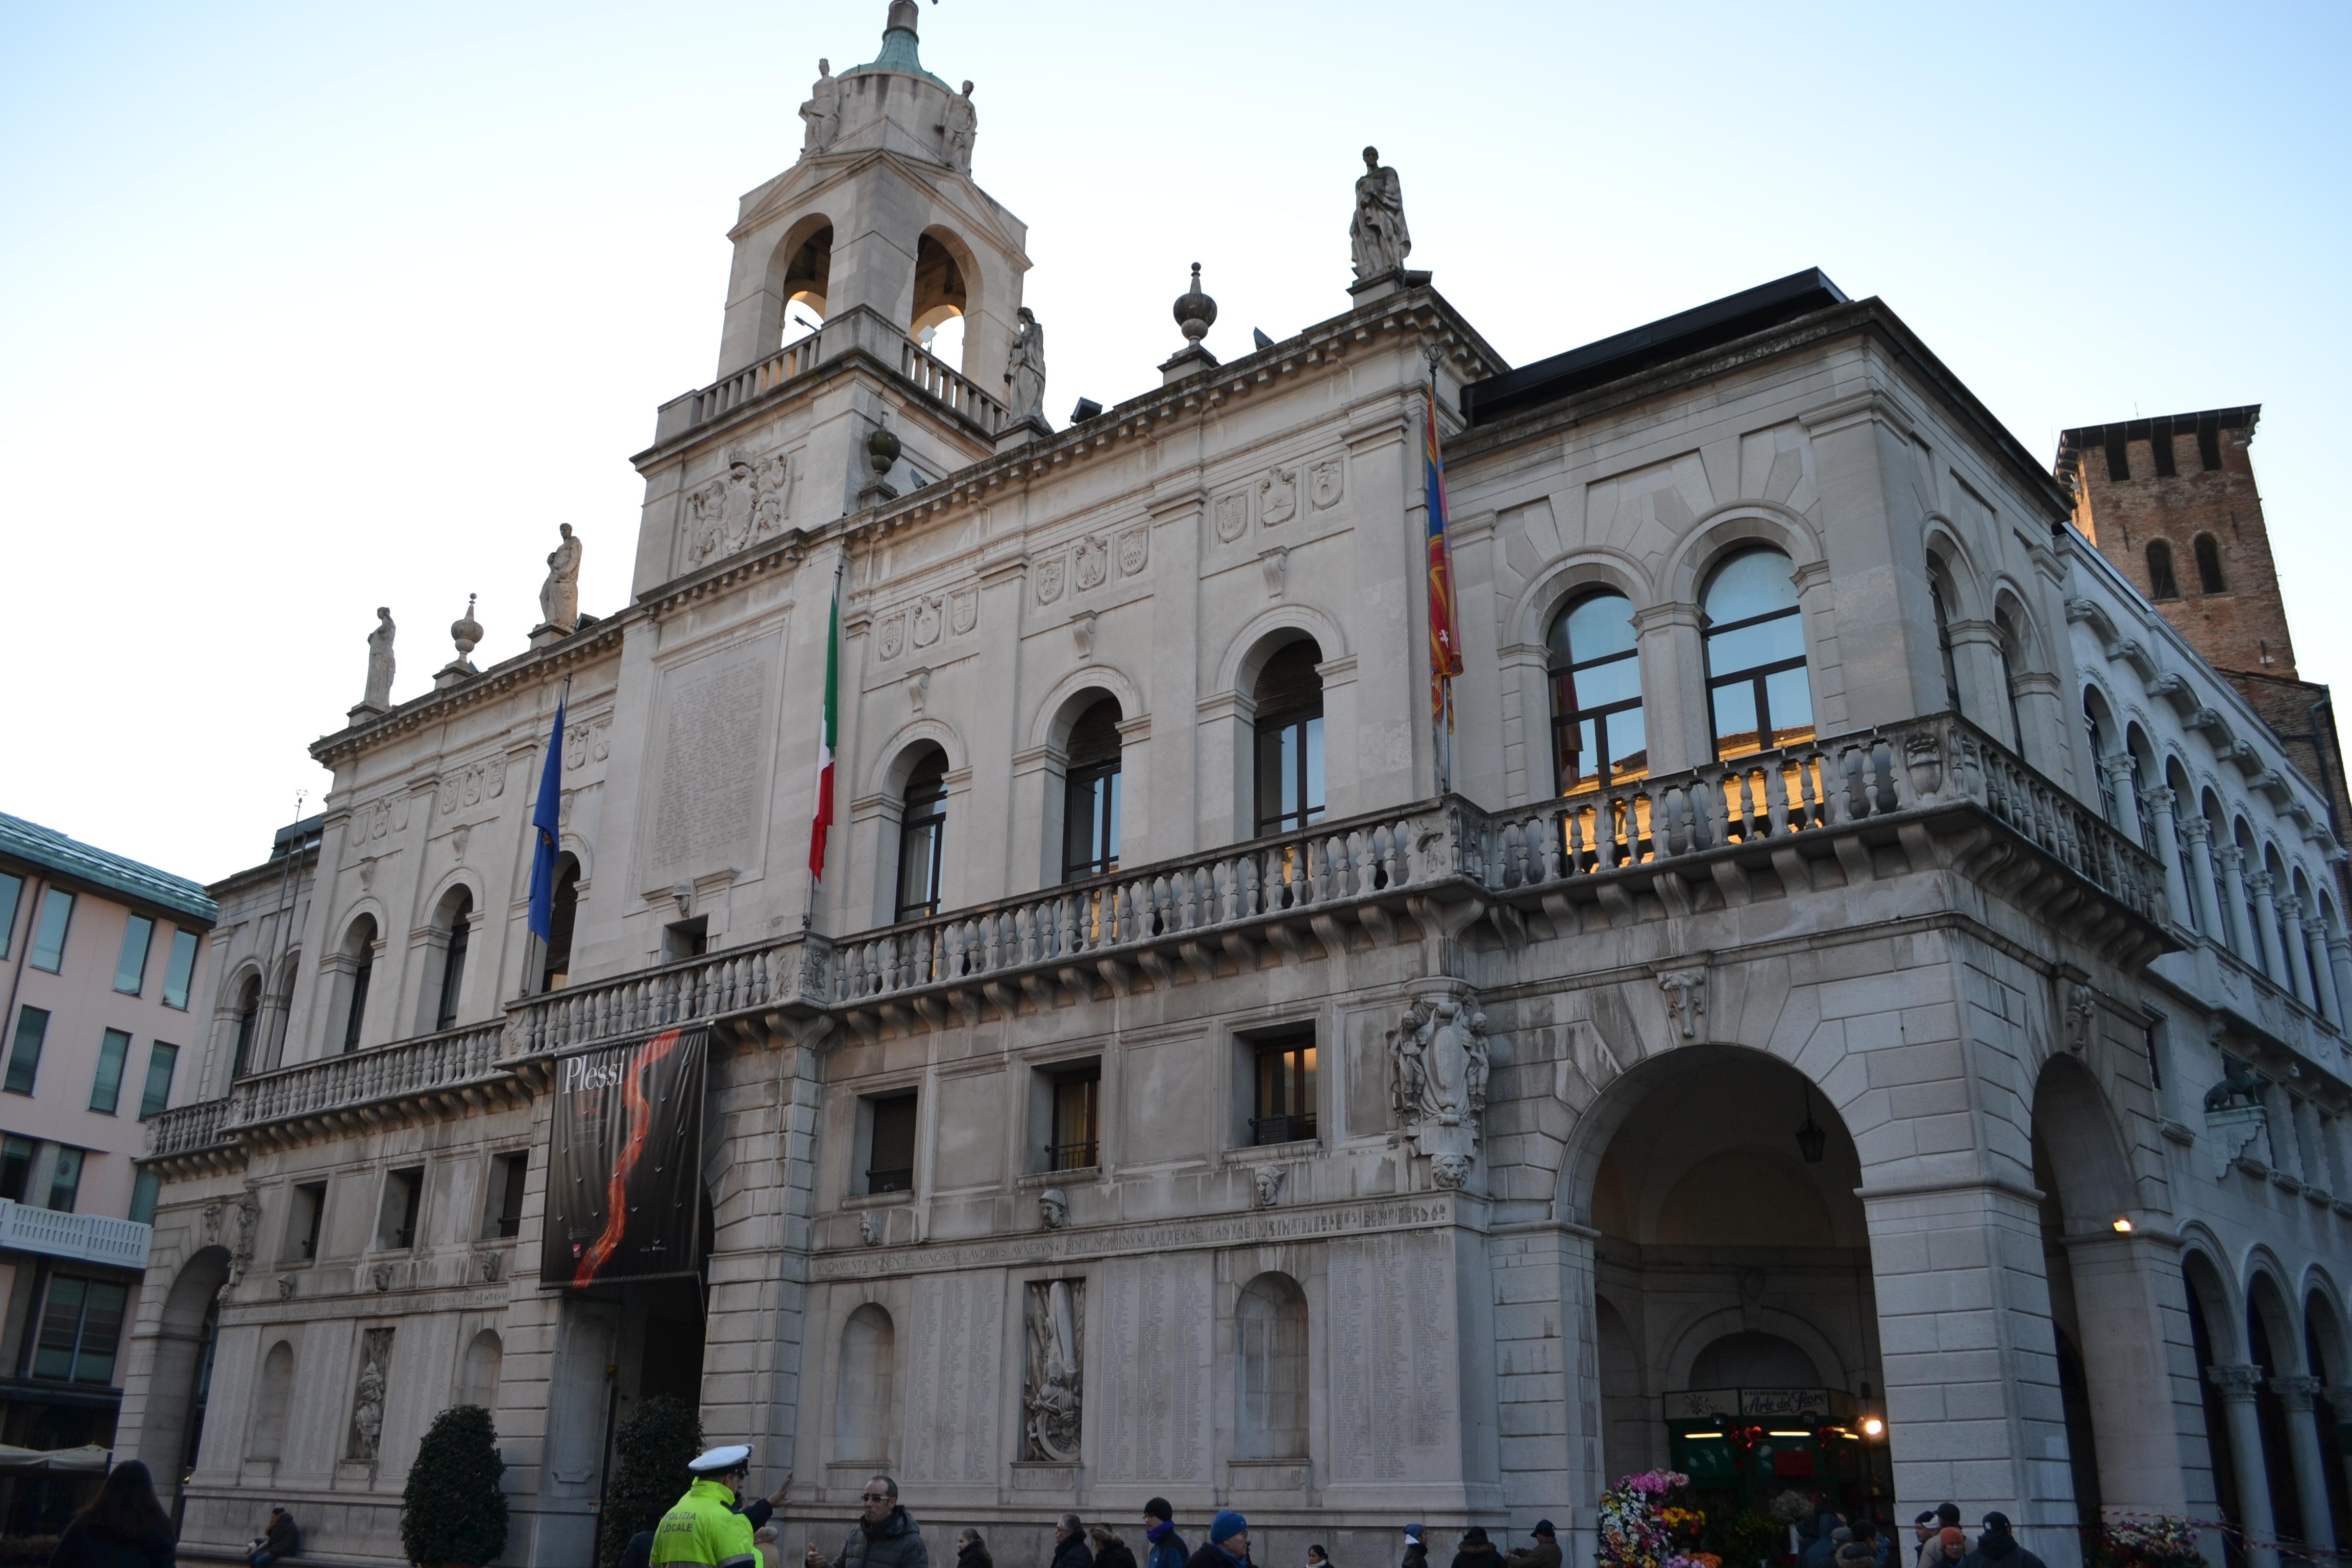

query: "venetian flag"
xmin=1424 ymin=386 xmax=1465 ymax=722
xmin=807 ymin=589 xmax=840 ymax=880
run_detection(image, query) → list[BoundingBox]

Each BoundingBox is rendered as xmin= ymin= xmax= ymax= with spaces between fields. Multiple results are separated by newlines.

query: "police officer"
xmin=651 ymin=1446 xmax=790 ymax=1568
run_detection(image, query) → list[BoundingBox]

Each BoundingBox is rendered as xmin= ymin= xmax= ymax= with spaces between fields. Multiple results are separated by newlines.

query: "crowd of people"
xmin=1795 ymin=1504 xmax=2050 ymax=1568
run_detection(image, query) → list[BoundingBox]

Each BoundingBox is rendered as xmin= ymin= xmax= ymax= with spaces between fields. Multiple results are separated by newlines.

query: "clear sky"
xmin=3 ymin=0 xmax=2346 ymax=884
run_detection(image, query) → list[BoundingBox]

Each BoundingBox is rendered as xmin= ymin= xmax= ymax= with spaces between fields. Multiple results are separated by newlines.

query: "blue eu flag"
xmin=526 ymin=696 xmax=567 ymax=942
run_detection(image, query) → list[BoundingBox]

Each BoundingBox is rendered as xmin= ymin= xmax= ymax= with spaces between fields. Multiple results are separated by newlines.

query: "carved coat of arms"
xmin=1260 ymin=464 xmax=1299 ymax=526
xmin=1118 ymin=527 xmax=1149 ymax=575
xmin=1073 ymin=535 xmax=1108 ymax=591
xmin=878 ymin=615 xmax=906 ymax=660
xmin=950 ymin=589 xmax=979 ymax=635
xmin=1310 ymin=457 xmax=1345 ymax=509
xmin=1036 ymin=555 xmax=1067 ymax=604
xmin=912 ymin=596 xmax=943 ymax=648
xmin=1214 ymin=492 xmax=1249 ymax=543
xmin=1389 ymin=991 xmax=1491 ymax=1187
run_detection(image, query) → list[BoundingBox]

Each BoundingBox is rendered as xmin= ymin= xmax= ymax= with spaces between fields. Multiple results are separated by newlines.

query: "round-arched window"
xmin=1701 ymin=548 xmax=1812 ymax=760
xmin=1547 ymin=591 xmax=1644 ymax=793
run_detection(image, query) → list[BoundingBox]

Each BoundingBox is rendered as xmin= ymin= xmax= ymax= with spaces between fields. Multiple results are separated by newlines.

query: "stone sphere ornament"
xmin=1174 ymin=261 xmax=1217 ymax=345
xmin=868 ymin=421 xmax=902 ymax=478
xmin=449 ymin=594 xmax=483 ymax=663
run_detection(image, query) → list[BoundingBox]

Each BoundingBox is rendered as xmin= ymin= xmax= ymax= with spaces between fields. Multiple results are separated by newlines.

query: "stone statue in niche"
xmin=940 ymin=80 xmax=977 ymax=172
xmin=540 ymin=524 xmax=583 ymax=631
xmin=361 ymin=607 xmax=397 ymax=710
xmin=349 ymin=1327 xmax=394 ymax=1461
xmin=1005 ymin=307 xmax=1047 ymax=423
xmin=1037 ymin=1188 xmax=1069 ymax=1230
xmin=1023 ymin=1278 xmax=1084 ymax=1462
xmin=800 ymin=59 xmax=841 ymax=152
xmin=1390 ymin=991 xmax=1490 ymax=1174
xmin=1349 ymin=145 xmax=1411 ymax=282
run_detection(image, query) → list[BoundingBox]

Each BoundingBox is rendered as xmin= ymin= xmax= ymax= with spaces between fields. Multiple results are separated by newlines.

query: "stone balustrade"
xmin=151 ymin=712 xmax=2174 ymax=1153
xmin=896 ymin=334 xmax=1005 ymax=431
xmin=655 ymin=328 xmax=830 ymax=444
xmin=651 ymin=309 xmax=1008 ymax=447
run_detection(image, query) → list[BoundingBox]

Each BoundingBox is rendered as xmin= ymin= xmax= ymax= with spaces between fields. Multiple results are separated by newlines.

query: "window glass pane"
xmin=6 ymin=1006 xmax=48 ymax=1095
xmin=898 ymin=820 xmax=939 ymax=917
xmin=1102 ymin=773 xmax=1120 ymax=868
xmin=163 ymin=929 xmax=200 ymax=1009
xmin=1302 ymin=717 xmax=1325 ymax=822
xmin=1607 ymin=707 xmax=1650 ymax=779
xmin=130 ymin=1167 xmax=161 ymax=1227
xmin=1559 ymin=592 xmax=1636 ymax=661
xmin=114 ymin=915 xmax=154 ymax=995
xmin=1 ymin=1136 xmax=33 ymax=1202
xmin=33 ymin=1278 xmax=86 ymax=1379
xmin=74 ymin=1281 xmax=126 ymax=1384
xmin=47 ymin=1146 xmax=83 ymax=1213
xmin=1255 ymin=724 xmax=1287 ymax=834
xmin=1762 ymin=667 xmax=1816 ymax=743
xmin=1703 ymin=549 xmax=1799 ymax=621
xmin=1705 ymin=612 xmax=1804 ymax=676
xmin=1557 ymin=714 xmax=1597 ymax=792
xmin=90 ymin=1030 xmax=130 ymax=1114
xmin=1711 ymin=680 xmax=1762 ymax=758
xmin=1064 ymin=775 xmax=1100 ymax=877
xmin=31 ymin=890 xmax=74 ymax=972
xmin=139 ymin=1043 xmax=179 ymax=1119
xmin=867 ymin=1094 xmax=917 ymax=1192
xmin=0 ymin=871 xmax=22 ymax=959
xmin=1570 ymin=653 xmax=1641 ymax=710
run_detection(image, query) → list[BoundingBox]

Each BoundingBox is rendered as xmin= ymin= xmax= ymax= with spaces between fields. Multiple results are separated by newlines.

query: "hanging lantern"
xmin=1796 ymin=1087 xmax=1827 ymax=1164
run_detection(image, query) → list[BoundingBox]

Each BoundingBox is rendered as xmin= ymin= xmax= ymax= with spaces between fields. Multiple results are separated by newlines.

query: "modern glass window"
xmin=1252 ymin=1032 xmax=1318 ymax=1145
xmin=865 ymin=1092 xmax=918 ymax=1194
xmin=232 ymin=976 xmax=261 ymax=1079
xmin=46 ymin=1146 xmax=84 ymax=1212
xmin=895 ymin=750 xmax=949 ymax=922
xmin=435 ymin=893 xmax=472 ymax=1033
xmin=114 ymin=914 xmax=154 ymax=995
xmin=6 ymin=1006 xmax=49 ymax=1095
xmin=1061 ymin=700 xmax=1123 ymax=883
xmin=1547 ymin=591 xmax=1646 ymax=793
xmin=1048 ymin=1062 xmax=1101 ymax=1171
xmin=129 ymin=1167 xmax=160 ymax=1227
xmin=90 ymin=1029 xmax=132 ymax=1114
xmin=162 ymin=927 xmax=200 ymax=1009
xmin=32 ymin=1277 xmax=127 ymax=1384
xmin=1931 ymin=576 xmax=1964 ymax=715
xmin=2146 ymin=541 xmax=2180 ymax=601
xmin=139 ymin=1042 xmax=178 ymax=1119
xmin=0 ymin=871 xmax=23 ymax=959
xmin=1253 ymin=641 xmax=1326 ymax=837
xmin=1702 ymin=548 xmax=1814 ymax=760
xmin=30 ymin=889 xmax=74 ymax=973
xmin=0 ymin=1136 xmax=33 ymax=1202
xmin=2194 ymin=535 xmax=2227 ymax=594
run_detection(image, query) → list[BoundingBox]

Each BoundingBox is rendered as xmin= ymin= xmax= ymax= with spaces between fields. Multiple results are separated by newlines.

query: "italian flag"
xmin=808 ymin=589 xmax=839 ymax=880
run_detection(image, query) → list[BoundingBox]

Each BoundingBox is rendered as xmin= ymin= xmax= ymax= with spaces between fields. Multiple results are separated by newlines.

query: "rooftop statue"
xmin=361 ymin=607 xmax=396 ymax=711
xmin=799 ymin=59 xmax=840 ymax=152
xmin=941 ymin=79 xmax=977 ymax=172
xmin=1006 ymin=306 xmax=1047 ymax=424
xmin=1349 ymin=144 xmax=1412 ymax=282
xmin=540 ymin=523 xmax=582 ymax=632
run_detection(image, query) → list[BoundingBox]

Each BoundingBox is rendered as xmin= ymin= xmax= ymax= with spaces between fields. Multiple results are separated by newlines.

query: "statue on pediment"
xmin=1349 ymin=145 xmax=1411 ymax=282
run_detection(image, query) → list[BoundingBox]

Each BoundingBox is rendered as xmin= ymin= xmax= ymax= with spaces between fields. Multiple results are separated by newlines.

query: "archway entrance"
xmin=1581 ymin=1047 xmax=1886 ymax=1520
xmin=134 ymin=1244 xmax=229 ymax=1515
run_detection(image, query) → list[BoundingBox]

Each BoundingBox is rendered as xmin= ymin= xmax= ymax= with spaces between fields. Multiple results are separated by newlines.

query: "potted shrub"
xmin=599 ymin=1396 xmax=704 ymax=1568
xmin=402 ymin=1405 xmax=510 ymax=1568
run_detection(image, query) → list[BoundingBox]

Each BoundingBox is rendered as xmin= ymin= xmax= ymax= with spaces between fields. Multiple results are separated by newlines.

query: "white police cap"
xmin=688 ymin=1444 xmax=753 ymax=1473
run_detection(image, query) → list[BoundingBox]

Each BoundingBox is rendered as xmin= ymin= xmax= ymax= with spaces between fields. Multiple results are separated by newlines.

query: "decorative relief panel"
xmin=565 ymin=716 xmax=612 ymax=770
xmin=1260 ymin=464 xmax=1299 ymax=527
xmin=1214 ymin=491 xmax=1250 ymax=543
xmin=1074 ymin=535 xmax=1109 ymax=592
xmin=950 ymin=589 xmax=979 ymax=634
xmin=1311 ymin=456 xmax=1345 ymax=509
xmin=878 ymin=614 xmax=908 ymax=662
xmin=1023 ymin=1278 xmax=1085 ymax=1462
xmin=644 ymin=632 xmax=779 ymax=887
xmin=684 ymin=447 xmax=797 ymax=568
xmin=1036 ymin=554 xmax=1068 ymax=604
xmin=912 ymin=595 xmax=943 ymax=649
xmin=349 ymin=795 xmax=411 ymax=849
xmin=902 ymin=1271 xmax=1006 ymax=1483
xmin=348 ymin=1326 xmax=394 ymax=1462
xmin=1118 ymin=526 xmax=1149 ymax=576
xmin=1327 ymin=1232 xmax=1453 ymax=1481
xmin=438 ymin=760 xmax=506 ymax=815
xmin=1093 ymin=1254 xmax=1212 ymax=1482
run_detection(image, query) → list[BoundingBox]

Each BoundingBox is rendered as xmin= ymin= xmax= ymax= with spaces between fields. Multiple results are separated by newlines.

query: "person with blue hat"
xmin=1184 ymin=1512 xmax=1251 ymax=1568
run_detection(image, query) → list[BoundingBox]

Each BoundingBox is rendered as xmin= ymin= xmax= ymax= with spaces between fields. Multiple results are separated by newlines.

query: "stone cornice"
xmin=310 ymin=618 xmax=626 ymax=771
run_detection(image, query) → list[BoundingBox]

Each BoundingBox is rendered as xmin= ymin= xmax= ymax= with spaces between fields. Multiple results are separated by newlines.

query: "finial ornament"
xmin=451 ymin=594 xmax=482 ymax=663
xmin=1174 ymin=262 xmax=1217 ymax=345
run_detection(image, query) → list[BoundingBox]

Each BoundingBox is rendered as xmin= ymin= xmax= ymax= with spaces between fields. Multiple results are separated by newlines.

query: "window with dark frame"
xmin=2194 ymin=535 xmax=2227 ymax=594
xmin=1996 ymin=609 xmax=2030 ymax=764
xmin=130 ymin=1167 xmax=160 ymax=1227
xmin=1251 ymin=1031 xmax=1318 ymax=1146
xmin=1701 ymin=548 xmax=1814 ymax=760
xmin=1061 ymin=701 xmax=1123 ymax=883
xmin=46 ymin=1146 xmax=83 ymax=1212
xmin=0 ymin=871 xmax=21 ymax=960
xmin=6 ymin=1005 xmax=49 ymax=1096
xmin=379 ymin=1167 xmax=423 ymax=1250
xmin=32 ymin=1276 xmax=127 ymax=1385
xmin=30 ymin=889 xmax=73 ymax=973
xmin=866 ymin=1091 xmax=918 ymax=1194
xmin=138 ymin=1042 xmax=178 ymax=1119
xmin=115 ymin=914 xmax=154 ymax=996
xmin=0 ymin=1135 xmax=34 ymax=1202
xmin=1547 ymin=591 xmax=1646 ymax=794
xmin=162 ymin=927 xmax=199 ymax=1010
xmin=342 ymin=919 xmax=376 ymax=1054
xmin=1931 ymin=576 xmax=1964 ymax=716
xmin=2086 ymin=705 xmax=2117 ymax=826
xmin=90 ymin=1029 xmax=131 ymax=1115
xmin=895 ymin=750 xmax=950 ymax=922
xmin=1253 ymin=642 xmax=1326 ymax=838
xmin=233 ymin=977 xmax=261 ymax=1080
xmin=541 ymin=858 xmax=580 ymax=991
xmin=1048 ymin=1062 xmax=1101 ymax=1171
xmin=2145 ymin=541 xmax=2180 ymax=600
xmin=289 ymin=1181 xmax=328 ymax=1259
xmin=492 ymin=1154 xmax=528 ymax=1239
xmin=434 ymin=894 xmax=472 ymax=1032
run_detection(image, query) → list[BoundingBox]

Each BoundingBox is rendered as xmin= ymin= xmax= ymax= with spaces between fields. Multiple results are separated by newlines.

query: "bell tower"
xmin=630 ymin=1 xmax=1034 ymax=591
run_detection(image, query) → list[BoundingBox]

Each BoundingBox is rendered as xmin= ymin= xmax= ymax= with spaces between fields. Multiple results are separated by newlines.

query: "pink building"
xmin=1 ymin=812 xmax=214 ymax=1529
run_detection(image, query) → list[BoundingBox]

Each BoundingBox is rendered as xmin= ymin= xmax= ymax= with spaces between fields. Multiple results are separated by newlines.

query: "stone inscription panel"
xmin=1093 ymin=1253 xmax=1212 ymax=1483
xmin=646 ymin=632 xmax=780 ymax=887
xmin=1327 ymin=1229 xmax=1454 ymax=1482
xmin=902 ymin=1270 xmax=1005 ymax=1483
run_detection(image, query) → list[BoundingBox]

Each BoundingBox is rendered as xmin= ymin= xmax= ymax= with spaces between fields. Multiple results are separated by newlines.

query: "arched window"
xmin=895 ymin=749 xmax=949 ymax=922
xmin=911 ymin=232 xmax=969 ymax=370
xmin=232 ymin=975 xmax=262 ymax=1080
xmin=2194 ymin=534 xmax=2227 ymax=594
xmin=835 ymin=1304 xmax=896 ymax=1462
xmin=1995 ymin=606 xmax=2030 ymax=762
xmin=2085 ymin=699 xmax=2116 ymax=824
xmin=1253 ymin=641 xmax=1326 ymax=837
xmin=1701 ymin=548 xmax=1812 ymax=760
xmin=1234 ymin=1272 xmax=1308 ymax=1460
xmin=1547 ymin=591 xmax=1645 ymax=793
xmin=249 ymin=1340 xmax=293 ymax=1460
xmin=434 ymin=889 xmax=473 ymax=1033
xmin=2145 ymin=541 xmax=2180 ymax=601
xmin=340 ymin=917 xmax=377 ymax=1055
xmin=541 ymin=856 xmax=580 ymax=992
xmin=460 ymin=1330 xmax=503 ymax=1410
xmin=1062 ymin=700 xmax=1122 ymax=882
xmin=1930 ymin=571 xmax=1964 ymax=715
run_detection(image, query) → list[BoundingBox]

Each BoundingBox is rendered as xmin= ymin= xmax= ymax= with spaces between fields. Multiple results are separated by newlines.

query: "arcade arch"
xmin=136 ymin=1245 xmax=231 ymax=1504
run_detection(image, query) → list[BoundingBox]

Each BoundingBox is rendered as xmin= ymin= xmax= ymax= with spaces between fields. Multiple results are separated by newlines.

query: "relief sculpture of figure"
xmin=1005 ymin=307 xmax=1047 ymax=424
xmin=1349 ymin=145 xmax=1411 ymax=282
xmin=799 ymin=59 xmax=841 ymax=152
xmin=1023 ymin=1279 xmax=1083 ymax=1462
xmin=1390 ymin=991 xmax=1491 ymax=1185
xmin=539 ymin=523 xmax=582 ymax=631
xmin=361 ymin=607 xmax=397 ymax=710
xmin=940 ymin=80 xmax=977 ymax=172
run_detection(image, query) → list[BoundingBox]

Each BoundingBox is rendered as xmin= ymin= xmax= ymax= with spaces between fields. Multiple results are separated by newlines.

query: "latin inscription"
xmin=1328 ymin=1229 xmax=1453 ymax=1481
xmin=903 ymin=1270 xmax=1002 ymax=1483
xmin=648 ymin=636 xmax=776 ymax=880
xmin=1094 ymin=1253 xmax=1211 ymax=1482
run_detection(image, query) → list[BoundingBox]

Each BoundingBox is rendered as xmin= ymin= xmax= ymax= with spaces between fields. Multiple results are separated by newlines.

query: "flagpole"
xmin=802 ymin=551 xmax=847 ymax=936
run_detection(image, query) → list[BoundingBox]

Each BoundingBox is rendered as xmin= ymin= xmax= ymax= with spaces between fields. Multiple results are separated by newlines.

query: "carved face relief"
xmin=912 ymin=596 xmax=943 ymax=648
xmin=1260 ymin=465 xmax=1299 ymax=526
xmin=1038 ymin=1188 xmax=1069 ymax=1230
xmin=1035 ymin=555 xmax=1067 ymax=605
xmin=1073 ymin=535 xmax=1108 ymax=591
xmin=1252 ymin=1165 xmax=1284 ymax=1207
xmin=1118 ymin=526 xmax=1149 ymax=575
xmin=1214 ymin=492 xmax=1249 ymax=544
xmin=878 ymin=614 xmax=906 ymax=661
xmin=1430 ymin=1153 xmax=1473 ymax=1189
xmin=950 ymin=589 xmax=978 ymax=635
xmin=859 ymin=1212 xmax=882 ymax=1246
xmin=1310 ymin=457 xmax=1345 ymax=509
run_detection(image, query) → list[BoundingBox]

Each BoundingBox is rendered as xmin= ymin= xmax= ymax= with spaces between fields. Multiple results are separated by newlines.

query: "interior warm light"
xmin=2113 ymin=1216 xmax=2134 ymax=1232
xmin=1862 ymin=1416 xmax=1885 ymax=1437
xmin=1688 ymin=1432 xmax=1723 ymax=1439
xmin=1768 ymin=1430 xmax=1810 ymax=1438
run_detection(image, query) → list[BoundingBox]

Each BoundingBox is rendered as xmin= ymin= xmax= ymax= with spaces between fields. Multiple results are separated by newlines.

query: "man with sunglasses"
xmin=805 ymin=1474 xmax=929 ymax=1568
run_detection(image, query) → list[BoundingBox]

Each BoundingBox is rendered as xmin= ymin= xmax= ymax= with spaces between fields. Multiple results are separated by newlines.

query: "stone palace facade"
xmin=120 ymin=6 xmax=2352 ymax=1567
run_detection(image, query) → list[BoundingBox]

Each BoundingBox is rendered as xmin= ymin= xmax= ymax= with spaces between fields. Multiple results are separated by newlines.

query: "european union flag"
xmin=526 ymin=695 xmax=567 ymax=942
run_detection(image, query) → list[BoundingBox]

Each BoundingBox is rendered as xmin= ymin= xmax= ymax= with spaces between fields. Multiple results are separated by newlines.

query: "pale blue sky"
xmin=3 ymin=1 xmax=2347 ymax=881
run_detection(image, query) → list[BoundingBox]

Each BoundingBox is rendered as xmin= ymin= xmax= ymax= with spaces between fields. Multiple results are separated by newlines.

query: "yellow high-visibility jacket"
xmin=651 ymin=1478 xmax=758 ymax=1568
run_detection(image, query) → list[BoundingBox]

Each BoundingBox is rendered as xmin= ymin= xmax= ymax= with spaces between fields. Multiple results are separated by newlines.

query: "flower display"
xmin=1597 ymin=1471 xmax=1694 ymax=1568
xmin=2091 ymin=1518 xmax=2207 ymax=1568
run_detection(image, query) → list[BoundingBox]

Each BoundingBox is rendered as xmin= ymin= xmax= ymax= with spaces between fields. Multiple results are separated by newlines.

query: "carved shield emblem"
xmin=1214 ymin=492 xmax=1248 ymax=543
xmin=950 ymin=589 xmax=978 ymax=634
xmin=1311 ymin=457 xmax=1344 ymax=509
xmin=1074 ymin=535 xmax=1108 ymax=591
xmin=1036 ymin=555 xmax=1067 ymax=604
xmin=878 ymin=614 xmax=906 ymax=660
xmin=1260 ymin=464 xmax=1298 ymax=526
xmin=912 ymin=596 xmax=942 ymax=648
xmin=721 ymin=463 xmax=757 ymax=551
xmin=1119 ymin=526 xmax=1148 ymax=575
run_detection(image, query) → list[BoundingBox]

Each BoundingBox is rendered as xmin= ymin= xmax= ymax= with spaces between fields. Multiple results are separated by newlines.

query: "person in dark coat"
xmin=1450 ymin=1528 xmax=1501 ymax=1568
xmin=1142 ymin=1502 xmax=1188 ymax=1568
xmin=1092 ymin=1526 xmax=1138 ymax=1568
xmin=1400 ymin=1527 xmax=1427 ymax=1568
xmin=805 ymin=1475 xmax=929 ymax=1568
xmin=246 ymin=1507 xmax=299 ymax=1568
xmin=1800 ymin=1516 xmax=1845 ymax=1568
xmin=1506 ymin=1522 xmax=1560 ymax=1568
xmin=954 ymin=1530 xmax=992 ymax=1568
xmin=1956 ymin=1514 xmax=2046 ymax=1568
xmin=1052 ymin=1517 xmax=1094 ymax=1568
xmin=49 ymin=1460 xmax=176 ymax=1568
xmin=1184 ymin=1512 xmax=1251 ymax=1568
xmin=1834 ymin=1521 xmax=1882 ymax=1568
xmin=621 ymin=1530 xmax=656 ymax=1568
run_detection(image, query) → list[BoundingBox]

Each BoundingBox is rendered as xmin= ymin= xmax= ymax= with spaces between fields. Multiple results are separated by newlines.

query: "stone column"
xmin=1632 ymin=602 xmax=1709 ymax=777
xmin=2302 ymin=916 xmax=2341 ymax=1026
xmin=2276 ymin=1376 xmax=2337 ymax=1553
xmin=2330 ymin=934 xmax=2352 ymax=1037
xmin=2140 ymin=786 xmax=2194 ymax=929
xmin=2209 ymin=1364 xmax=2282 ymax=1568
xmin=2251 ymin=873 xmax=2293 ymax=990
xmin=2326 ymin=1388 xmax=2352 ymax=1531
xmin=2103 ymin=755 xmax=2146 ymax=844
xmin=2182 ymin=816 xmax=2225 ymax=943
xmin=2279 ymin=895 xmax=2317 ymax=1008
xmin=2063 ymin=1235 xmax=2196 ymax=1518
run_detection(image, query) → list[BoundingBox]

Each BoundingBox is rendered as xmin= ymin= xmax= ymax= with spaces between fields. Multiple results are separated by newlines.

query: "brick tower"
xmin=2056 ymin=404 xmax=2351 ymax=873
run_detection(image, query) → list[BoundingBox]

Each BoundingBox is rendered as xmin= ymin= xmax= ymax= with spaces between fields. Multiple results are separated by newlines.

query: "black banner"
xmin=539 ymin=1026 xmax=707 ymax=1290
